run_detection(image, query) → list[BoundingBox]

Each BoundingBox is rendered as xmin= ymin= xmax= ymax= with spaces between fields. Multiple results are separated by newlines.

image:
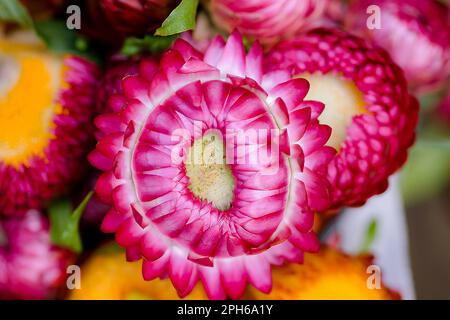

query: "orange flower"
xmin=245 ymin=247 xmax=400 ymax=300
xmin=68 ymin=244 xmax=207 ymax=300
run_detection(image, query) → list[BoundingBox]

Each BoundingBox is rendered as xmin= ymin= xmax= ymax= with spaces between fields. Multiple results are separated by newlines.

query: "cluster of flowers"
xmin=0 ymin=0 xmax=448 ymax=299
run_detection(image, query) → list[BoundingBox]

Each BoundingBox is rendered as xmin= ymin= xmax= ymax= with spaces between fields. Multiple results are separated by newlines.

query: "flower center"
xmin=185 ymin=132 xmax=235 ymax=211
xmin=298 ymin=73 xmax=367 ymax=150
xmin=0 ymin=41 xmax=63 ymax=167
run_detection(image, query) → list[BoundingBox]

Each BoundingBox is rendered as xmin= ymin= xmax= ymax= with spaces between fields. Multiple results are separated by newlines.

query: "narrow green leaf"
xmin=120 ymin=35 xmax=177 ymax=57
xmin=359 ymin=219 xmax=378 ymax=253
xmin=49 ymin=192 xmax=93 ymax=253
xmin=155 ymin=0 xmax=199 ymax=36
xmin=0 ymin=0 xmax=33 ymax=27
xmin=72 ymin=191 xmax=94 ymax=224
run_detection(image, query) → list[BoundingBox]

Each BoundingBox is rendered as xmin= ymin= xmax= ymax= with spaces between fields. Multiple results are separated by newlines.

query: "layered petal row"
xmin=90 ymin=31 xmax=334 ymax=299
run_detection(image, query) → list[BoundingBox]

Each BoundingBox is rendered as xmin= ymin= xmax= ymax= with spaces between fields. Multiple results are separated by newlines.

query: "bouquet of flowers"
xmin=0 ymin=0 xmax=449 ymax=300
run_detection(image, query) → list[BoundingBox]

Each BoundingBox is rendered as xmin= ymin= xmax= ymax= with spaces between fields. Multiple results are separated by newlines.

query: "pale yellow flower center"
xmin=185 ymin=133 xmax=235 ymax=211
xmin=298 ymin=73 xmax=367 ymax=150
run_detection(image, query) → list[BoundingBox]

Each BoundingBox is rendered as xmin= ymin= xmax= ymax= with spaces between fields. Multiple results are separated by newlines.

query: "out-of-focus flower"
xmin=89 ymin=31 xmax=335 ymax=299
xmin=69 ymin=244 xmax=207 ymax=300
xmin=265 ymin=28 xmax=419 ymax=210
xmin=245 ymin=247 xmax=400 ymax=300
xmin=321 ymin=0 xmax=346 ymax=26
xmin=0 ymin=31 xmax=99 ymax=216
xmin=84 ymin=0 xmax=178 ymax=43
xmin=345 ymin=0 xmax=450 ymax=93
xmin=0 ymin=210 xmax=73 ymax=299
xmin=208 ymin=0 xmax=327 ymax=45
xmin=101 ymin=0 xmax=178 ymax=36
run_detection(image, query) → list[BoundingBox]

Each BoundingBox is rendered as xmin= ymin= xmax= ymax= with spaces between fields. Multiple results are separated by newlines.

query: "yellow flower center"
xmin=0 ymin=40 xmax=64 ymax=167
xmin=298 ymin=73 xmax=367 ymax=150
xmin=185 ymin=133 xmax=235 ymax=211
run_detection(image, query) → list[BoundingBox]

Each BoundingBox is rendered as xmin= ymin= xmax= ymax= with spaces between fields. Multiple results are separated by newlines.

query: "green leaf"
xmin=0 ymin=3 xmax=99 ymax=62
xmin=34 ymin=20 xmax=101 ymax=63
xmin=49 ymin=191 xmax=93 ymax=253
xmin=0 ymin=0 xmax=33 ymax=27
xmin=121 ymin=35 xmax=177 ymax=56
xmin=155 ymin=0 xmax=199 ymax=36
xmin=34 ymin=20 xmax=78 ymax=52
xmin=72 ymin=191 xmax=94 ymax=225
xmin=359 ymin=219 xmax=378 ymax=253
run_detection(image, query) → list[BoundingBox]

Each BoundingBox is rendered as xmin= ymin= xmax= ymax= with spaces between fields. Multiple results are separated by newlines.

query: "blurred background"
xmin=0 ymin=0 xmax=449 ymax=299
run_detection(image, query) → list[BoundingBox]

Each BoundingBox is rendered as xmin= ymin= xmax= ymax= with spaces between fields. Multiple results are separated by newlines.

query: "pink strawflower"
xmin=0 ymin=210 xmax=73 ymax=299
xmin=96 ymin=33 xmax=210 ymax=115
xmin=90 ymin=31 xmax=334 ymax=299
xmin=345 ymin=0 xmax=450 ymax=93
xmin=96 ymin=56 xmax=159 ymax=115
xmin=208 ymin=0 xmax=328 ymax=45
xmin=265 ymin=28 xmax=419 ymax=209
xmin=0 ymin=34 xmax=100 ymax=216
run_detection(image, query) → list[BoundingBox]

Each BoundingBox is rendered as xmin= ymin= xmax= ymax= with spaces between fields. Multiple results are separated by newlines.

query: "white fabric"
xmin=330 ymin=174 xmax=416 ymax=299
